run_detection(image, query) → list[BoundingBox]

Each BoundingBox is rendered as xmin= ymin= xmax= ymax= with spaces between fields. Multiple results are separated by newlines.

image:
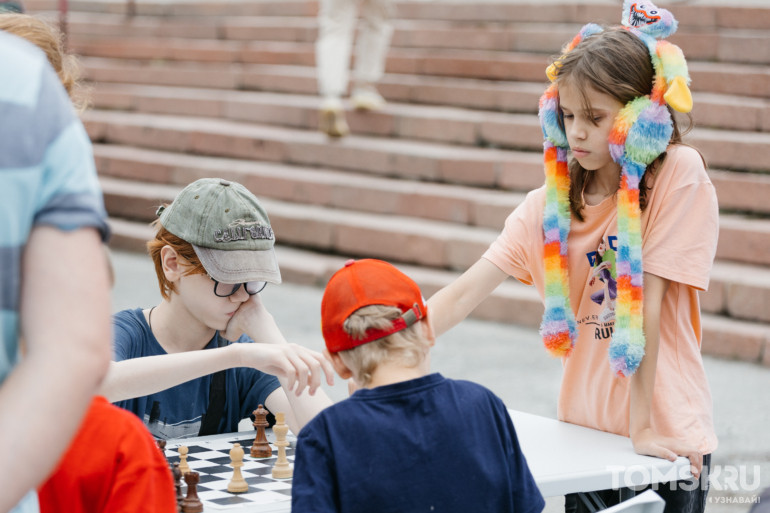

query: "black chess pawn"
xmin=181 ymin=471 xmax=203 ymax=513
xmin=172 ymin=462 xmax=183 ymax=512
xmin=156 ymin=439 xmax=169 ymax=465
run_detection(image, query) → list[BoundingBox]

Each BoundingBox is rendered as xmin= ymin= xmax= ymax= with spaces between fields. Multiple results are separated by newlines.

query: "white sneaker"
xmin=318 ymin=98 xmax=349 ymax=137
xmin=350 ymin=86 xmax=386 ymax=111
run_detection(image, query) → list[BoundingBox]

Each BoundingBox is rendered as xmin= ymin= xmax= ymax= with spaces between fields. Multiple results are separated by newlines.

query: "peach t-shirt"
xmin=483 ymin=145 xmax=719 ymax=453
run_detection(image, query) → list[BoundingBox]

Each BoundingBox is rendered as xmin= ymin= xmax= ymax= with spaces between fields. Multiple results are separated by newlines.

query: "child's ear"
xmin=160 ymin=245 xmax=182 ymax=282
xmin=324 ymin=349 xmax=353 ymax=380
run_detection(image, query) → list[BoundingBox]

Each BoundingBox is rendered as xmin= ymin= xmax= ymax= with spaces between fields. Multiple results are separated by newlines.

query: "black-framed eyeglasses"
xmin=209 ymin=276 xmax=267 ymax=297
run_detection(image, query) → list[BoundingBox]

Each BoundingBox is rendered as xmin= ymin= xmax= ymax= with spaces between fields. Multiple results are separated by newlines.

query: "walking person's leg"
xmin=316 ymin=0 xmax=357 ymax=136
xmin=351 ymin=0 xmax=394 ymax=111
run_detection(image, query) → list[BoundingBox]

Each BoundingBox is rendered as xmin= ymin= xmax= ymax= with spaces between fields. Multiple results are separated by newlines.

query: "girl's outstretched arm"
xmin=630 ymin=272 xmax=703 ymax=478
xmin=427 ymin=258 xmax=508 ymax=338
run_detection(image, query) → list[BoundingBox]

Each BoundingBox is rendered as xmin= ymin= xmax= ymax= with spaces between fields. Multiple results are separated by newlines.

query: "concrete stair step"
xmin=104 ymin=214 xmax=770 ymax=368
xmin=93 ymin=143 xmax=523 ymax=229
xmin=84 ymin=104 xmax=770 ymax=189
xmin=709 ymin=169 xmax=770 ymax=215
xmin=692 ymin=128 xmax=770 ymax=173
xmin=717 ymin=215 xmax=770 ymax=267
xmin=26 ymin=0 xmax=320 ymax=17
xmin=84 ymin=111 xmax=770 ymax=267
xmin=84 ymin=61 xmax=770 ymax=134
xmin=39 ymin=11 xmax=770 ymax=65
xmin=99 ymin=171 xmax=770 ymax=298
xmin=82 ymin=109 xmax=546 ymax=191
xmin=99 ymin=175 xmax=500 ymax=271
xmin=90 ymin=83 xmax=770 ymax=182
xmin=79 ymin=57 xmax=557 ymax=112
xmin=93 ymin=145 xmax=770 ymax=245
xmin=26 ymin=1 xmax=770 ymax=32
xmin=90 ymin=83 xmax=545 ymax=150
xmin=105 ymin=214 xmax=549 ymax=329
xmin=92 ymin=83 xmax=770 ymax=154
xmin=700 ymin=314 xmax=770 ymax=367
xmin=685 ymin=92 xmax=770 ymax=133
xmin=90 ymin=85 xmax=770 ymax=216
xmin=705 ymin=261 xmax=770 ymax=324
xmin=69 ymin=35 xmax=553 ymax=83
xmin=67 ymin=35 xmax=770 ymax=98
xmin=397 ymin=3 xmax=770 ymax=32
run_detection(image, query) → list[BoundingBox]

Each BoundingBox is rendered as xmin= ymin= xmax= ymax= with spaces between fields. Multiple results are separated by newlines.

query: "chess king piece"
xmin=251 ymin=404 xmax=272 ymax=458
xmin=227 ymin=443 xmax=249 ymax=493
xmin=181 ymin=471 xmax=203 ymax=513
xmin=178 ymin=445 xmax=191 ymax=474
xmin=271 ymin=412 xmax=293 ymax=479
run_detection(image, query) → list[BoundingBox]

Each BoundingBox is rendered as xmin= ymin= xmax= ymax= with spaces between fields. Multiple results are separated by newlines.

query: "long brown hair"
xmin=553 ymin=28 xmax=692 ymax=221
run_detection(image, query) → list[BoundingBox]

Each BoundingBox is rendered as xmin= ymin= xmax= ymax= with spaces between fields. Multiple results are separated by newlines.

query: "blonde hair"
xmin=0 ymin=13 xmax=90 ymax=111
xmin=338 ymin=305 xmax=431 ymax=387
xmin=146 ymin=219 xmax=207 ymax=300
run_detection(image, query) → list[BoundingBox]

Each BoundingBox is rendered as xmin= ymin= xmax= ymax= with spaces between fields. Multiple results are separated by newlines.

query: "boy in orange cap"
xmin=291 ymin=259 xmax=544 ymax=513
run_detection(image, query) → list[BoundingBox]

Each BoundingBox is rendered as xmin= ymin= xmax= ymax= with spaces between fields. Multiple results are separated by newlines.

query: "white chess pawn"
xmin=178 ymin=445 xmax=191 ymax=475
xmin=272 ymin=412 xmax=293 ymax=479
xmin=228 ymin=443 xmax=249 ymax=493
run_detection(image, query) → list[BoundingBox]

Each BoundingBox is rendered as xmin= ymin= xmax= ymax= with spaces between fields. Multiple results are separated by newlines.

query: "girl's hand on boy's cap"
xmin=223 ymin=294 xmax=285 ymax=344
xmin=242 ymin=343 xmax=334 ymax=396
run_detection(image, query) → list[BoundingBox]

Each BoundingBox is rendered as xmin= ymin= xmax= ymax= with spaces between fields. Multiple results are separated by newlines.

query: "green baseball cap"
xmin=157 ymin=178 xmax=281 ymax=284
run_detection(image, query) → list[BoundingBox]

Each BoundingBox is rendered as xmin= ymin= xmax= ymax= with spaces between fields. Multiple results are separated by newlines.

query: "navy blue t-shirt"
xmin=112 ymin=308 xmax=281 ymax=439
xmin=292 ymin=373 xmax=544 ymax=513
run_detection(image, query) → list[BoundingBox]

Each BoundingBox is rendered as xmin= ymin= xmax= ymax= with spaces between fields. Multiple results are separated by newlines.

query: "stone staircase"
xmin=26 ymin=0 xmax=770 ymax=366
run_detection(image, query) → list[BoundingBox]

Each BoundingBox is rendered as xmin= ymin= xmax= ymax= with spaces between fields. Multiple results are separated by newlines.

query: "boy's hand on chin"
xmin=223 ymin=295 xmax=285 ymax=344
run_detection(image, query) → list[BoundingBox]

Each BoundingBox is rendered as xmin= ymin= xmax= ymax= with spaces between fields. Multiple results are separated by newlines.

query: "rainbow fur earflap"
xmin=538 ymin=1 xmax=692 ymax=377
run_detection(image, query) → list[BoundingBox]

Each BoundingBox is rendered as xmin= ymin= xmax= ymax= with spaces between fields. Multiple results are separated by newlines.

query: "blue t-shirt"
xmin=112 ymin=308 xmax=281 ymax=439
xmin=292 ymin=373 xmax=545 ymax=513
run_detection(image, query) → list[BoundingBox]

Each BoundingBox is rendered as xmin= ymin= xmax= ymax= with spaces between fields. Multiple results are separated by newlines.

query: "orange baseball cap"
xmin=321 ymin=259 xmax=427 ymax=353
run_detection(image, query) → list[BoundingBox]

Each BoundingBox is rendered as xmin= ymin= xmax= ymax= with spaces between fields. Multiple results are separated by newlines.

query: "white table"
xmin=510 ymin=410 xmax=691 ymax=509
xmin=169 ymin=410 xmax=691 ymax=512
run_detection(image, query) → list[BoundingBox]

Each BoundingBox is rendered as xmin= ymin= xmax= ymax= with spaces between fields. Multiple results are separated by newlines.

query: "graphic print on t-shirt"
xmin=583 ymin=236 xmax=618 ymax=340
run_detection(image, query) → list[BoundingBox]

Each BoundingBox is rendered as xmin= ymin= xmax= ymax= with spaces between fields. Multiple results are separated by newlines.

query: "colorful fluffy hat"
xmin=538 ymin=1 xmax=692 ymax=377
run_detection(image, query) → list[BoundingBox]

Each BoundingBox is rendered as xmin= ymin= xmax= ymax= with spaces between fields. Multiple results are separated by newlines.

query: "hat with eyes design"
xmin=538 ymin=1 xmax=692 ymax=377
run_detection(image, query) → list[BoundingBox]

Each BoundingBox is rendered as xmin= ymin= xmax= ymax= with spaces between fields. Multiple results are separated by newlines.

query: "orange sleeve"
xmin=482 ymin=187 xmax=544 ymax=286
xmin=642 ymin=146 xmax=719 ymax=291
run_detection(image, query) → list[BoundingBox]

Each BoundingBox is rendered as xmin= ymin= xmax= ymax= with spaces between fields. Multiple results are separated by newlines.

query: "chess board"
xmin=165 ymin=432 xmax=295 ymax=511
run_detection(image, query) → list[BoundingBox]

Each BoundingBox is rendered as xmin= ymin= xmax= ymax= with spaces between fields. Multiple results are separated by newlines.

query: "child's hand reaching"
xmin=239 ymin=342 xmax=335 ymax=396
